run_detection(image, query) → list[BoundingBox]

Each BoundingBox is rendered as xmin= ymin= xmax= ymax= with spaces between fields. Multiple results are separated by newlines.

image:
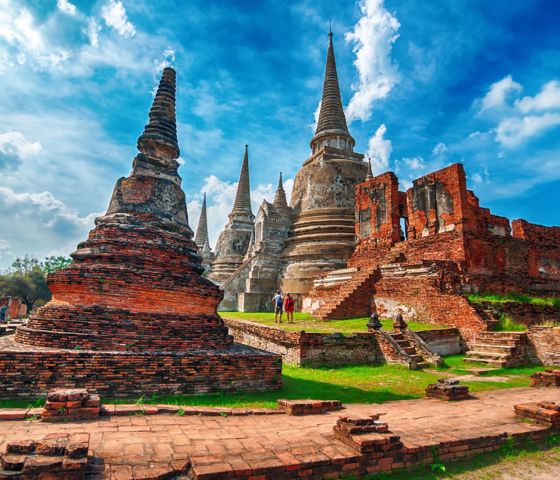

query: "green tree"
xmin=0 ymin=256 xmax=52 ymax=314
xmin=42 ymin=256 xmax=72 ymax=274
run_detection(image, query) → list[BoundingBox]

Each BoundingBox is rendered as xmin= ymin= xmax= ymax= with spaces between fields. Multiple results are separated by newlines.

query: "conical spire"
xmin=366 ymin=157 xmax=373 ymax=180
xmin=273 ymin=172 xmax=289 ymax=211
xmin=194 ymin=193 xmax=209 ymax=249
xmin=136 ymin=67 xmax=179 ymax=161
xmin=231 ymin=145 xmax=252 ymax=215
xmin=313 ymin=32 xmax=351 ymax=141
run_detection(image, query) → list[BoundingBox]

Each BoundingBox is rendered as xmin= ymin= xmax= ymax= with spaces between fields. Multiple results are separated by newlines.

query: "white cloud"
xmin=496 ymin=112 xmax=560 ymax=148
xmin=101 ymin=0 xmax=136 ymax=38
xmin=367 ymin=123 xmax=392 ymax=173
xmin=432 ymin=142 xmax=448 ymax=156
xmin=345 ymin=0 xmax=400 ymax=123
xmin=480 ymin=75 xmax=522 ymax=112
xmin=57 ymin=0 xmax=77 ymax=16
xmin=86 ymin=18 xmax=100 ymax=47
xmin=402 ymin=156 xmax=425 ymax=170
xmin=155 ymin=47 xmax=175 ymax=72
xmin=516 ymin=80 xmax=560 ymax=113
xmin=0 ymin=131 xmax=42 ymax=163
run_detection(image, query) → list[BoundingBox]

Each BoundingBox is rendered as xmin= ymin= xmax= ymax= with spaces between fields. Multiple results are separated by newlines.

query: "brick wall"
xmin=0 ymin=342 xmax=282 ymax=399
xmin=225 ymin=319 xmax=379 ymax=367
xmin=373 ymin=272 xmax=487 ymax=340
xmin=527 ymin=326 xmax=560 ymax=366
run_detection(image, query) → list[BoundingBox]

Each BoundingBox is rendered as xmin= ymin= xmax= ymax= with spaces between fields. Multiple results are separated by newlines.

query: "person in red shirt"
xmin=284 ymin=293 xmax=295 ymax=323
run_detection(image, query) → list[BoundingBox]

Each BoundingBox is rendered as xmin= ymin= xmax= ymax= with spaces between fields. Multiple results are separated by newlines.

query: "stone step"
xmin=463 ymin=357 xmax=508 ymax=367
xmin=469 ymin=343 xmax=516 ymax=353
xmin=466 ymin=350 xmax=510 ymax=359
xmin=415 ymin=362 xmax=429 ymax=370
xmin=476 ymin=332 xmax=526 ymax=340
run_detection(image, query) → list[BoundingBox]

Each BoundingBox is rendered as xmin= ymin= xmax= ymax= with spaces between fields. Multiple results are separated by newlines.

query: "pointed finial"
xmin=231 ymin=144 xmax=252 ymax=215
xmin=366 ymin=156 xmax=373 ymax=180
xmin=329 ymin=19 xmax=332 ymax=35
xmin=273 ymin=171 xmax=289 ymax=211
xmin=194 ymin=191 xmax=209 ymax=249
xmin=137 ymin=67 xmax=179 ymax=161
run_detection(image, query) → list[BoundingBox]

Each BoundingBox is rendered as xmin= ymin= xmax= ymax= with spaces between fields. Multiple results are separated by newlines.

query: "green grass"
xmin=467 ymin=292 xmax=560 ymax=309
xmin=0 ymin=397 xmax=44 ymax=409
xmin=2 ymin=356 xmax=554 ymax=410
xmin=494 ymin=314 xmax=527 ymax=332
xmin=102 ymin=356 xmax=552 ymax=409
xmin=221 ymin=312 xmax=446 ymax=333
xmin=360 ymin=443 xmax=560 ymax=479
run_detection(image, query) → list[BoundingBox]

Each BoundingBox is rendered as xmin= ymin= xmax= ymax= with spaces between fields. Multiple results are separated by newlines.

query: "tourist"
xmin=284 ymin=293 xmax=295 ymax=323
xmin=0 ymin=305 xmax=6 ymax=322
xmin=272 ymin=291 xmax=283 ymax=323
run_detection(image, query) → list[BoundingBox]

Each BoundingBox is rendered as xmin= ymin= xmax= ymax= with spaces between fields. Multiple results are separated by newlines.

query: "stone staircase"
xmin=464 ymin=332 xmax=528 ymax=368
xmin=313 ymin=268 xmax=378 ymax=320
xmin=388 ymin=331 xmax=430 ymax=369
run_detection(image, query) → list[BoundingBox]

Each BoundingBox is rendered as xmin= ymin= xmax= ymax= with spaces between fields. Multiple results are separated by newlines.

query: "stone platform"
xmin=0 ymin=336 xmax=280 ymax=398
xmin=0 ymin=388 xmax=557 ymax=479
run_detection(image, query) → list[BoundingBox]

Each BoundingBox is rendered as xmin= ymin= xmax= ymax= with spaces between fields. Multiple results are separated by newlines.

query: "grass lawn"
xmin=467 ymin=292 xmax=560 ymax=309
xmin=101 ymin=355 xmax=549 ymax=409
xmin=0 ymin=354 xmax=552 ymax=410
xmin=221 ymin=311 xmax=446 ymax=333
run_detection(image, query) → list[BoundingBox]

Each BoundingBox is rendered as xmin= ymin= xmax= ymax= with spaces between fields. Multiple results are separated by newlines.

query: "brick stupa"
xmin=0 ymin=67 xmax=281 ymax=398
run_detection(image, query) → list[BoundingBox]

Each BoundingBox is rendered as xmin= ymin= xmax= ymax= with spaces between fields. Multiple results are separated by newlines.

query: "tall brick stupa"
xmin=0 ymin=67 xmax=280 ymax=398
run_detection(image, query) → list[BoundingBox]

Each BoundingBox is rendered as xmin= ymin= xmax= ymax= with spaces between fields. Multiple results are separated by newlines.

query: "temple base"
xmin=0 ymin=336 xmax=281 ymax=399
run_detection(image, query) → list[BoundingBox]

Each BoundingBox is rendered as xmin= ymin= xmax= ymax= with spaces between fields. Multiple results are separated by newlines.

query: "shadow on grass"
xmin=107 ymin=372 xmax=418 ymax=408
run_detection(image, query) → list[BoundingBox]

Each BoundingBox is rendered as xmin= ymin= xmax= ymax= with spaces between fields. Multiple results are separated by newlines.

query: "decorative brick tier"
xmin=277 ymin=399 xmax=342 ymax=415
xmin=1 ymin=67 xmax=280 ymax=397
xmin=0 ymin=433 xmax=89 ymax=479
xmin=426 ymin=379 xmax=470 ymax=401
xmin=515 ymin=401 xmax=560 ymax=428
xmin=531 ymin=370 xmax=560 ymax=387
xmin=0 ymin=337 xmax=280 ymax=399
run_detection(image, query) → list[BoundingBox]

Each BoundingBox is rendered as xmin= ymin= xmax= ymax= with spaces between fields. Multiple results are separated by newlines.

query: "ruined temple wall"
xmin=373 ymin=272 xmax=487 ymax=340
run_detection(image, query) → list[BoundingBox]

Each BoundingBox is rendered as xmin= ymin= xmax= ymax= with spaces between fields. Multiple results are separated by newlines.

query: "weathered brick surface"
xmin=41 ymin=389 xmax=100 ymax=422
xmin=426 ymin=379 xmax=470 ymax=401
xmin=0 ymin=433 xmax=89 ymax=479
xmin=225 ymin=319 xmax=379 ymax=367
xmin=309 ymin=162 xmax=560 ymax=339
xmin=527 ymin=326 xmax=560 ymax=365
xmin=0 ymin=337 xmax=281 ymax=399
xmin=530 ymin=370 xmax=560 ymax=387
xmin=0 ymin=67 xmax=281 ymax=398
xmin=277 ymin=399 xmax=342 ymax=415
xmin=515 ymin=401 xmax=560 ymax=428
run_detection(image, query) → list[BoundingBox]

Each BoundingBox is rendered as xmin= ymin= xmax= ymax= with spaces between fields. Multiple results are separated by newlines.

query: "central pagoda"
xmin=2 ymin=68 xmax=280 ymax=398
xmin=280 ymin=32 xmax=367 ymax=295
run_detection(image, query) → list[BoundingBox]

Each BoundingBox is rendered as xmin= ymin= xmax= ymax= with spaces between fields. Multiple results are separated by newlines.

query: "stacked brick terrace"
xmin=0 ymin=67 xmax=280 ymax=398
xmin=465 ymin=332 xmax=528 ymax=367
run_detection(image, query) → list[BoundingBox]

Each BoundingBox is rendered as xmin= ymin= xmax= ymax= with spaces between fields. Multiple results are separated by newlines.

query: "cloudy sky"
xmin=0 ymin=0 xmax=559 ymax=269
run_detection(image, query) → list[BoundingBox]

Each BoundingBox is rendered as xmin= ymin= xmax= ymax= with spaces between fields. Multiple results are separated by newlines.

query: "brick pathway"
xmin=0 ymin=387 xmax=557 ymax=479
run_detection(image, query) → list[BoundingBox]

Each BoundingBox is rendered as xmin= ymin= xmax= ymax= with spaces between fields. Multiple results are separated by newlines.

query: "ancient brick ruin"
xmin=0 ymin=67 xmax=281 ymax=398
xmin=306 ymin=163 xmax=560 ymax=341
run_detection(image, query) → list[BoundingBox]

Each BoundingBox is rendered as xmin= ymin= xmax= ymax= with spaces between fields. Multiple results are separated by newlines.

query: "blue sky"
xmin=0 ymin=0 xmax=559 ymax=269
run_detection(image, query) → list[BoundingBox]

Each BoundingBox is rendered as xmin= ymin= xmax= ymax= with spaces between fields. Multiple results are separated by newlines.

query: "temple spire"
xmin=136 ymin=67 xmax=179 ymax=161
xmin=366 ymin=157 xmax=373 ymax=180
xmin=194 ymin=193 xmax=209 ymax=249
xmin=311 ymin=31 xmax=353 ymax=153
xmin=231 ymin=145 xmax=252 ymax=215
xmin=273 ymin=171 xmax=289 ymax=211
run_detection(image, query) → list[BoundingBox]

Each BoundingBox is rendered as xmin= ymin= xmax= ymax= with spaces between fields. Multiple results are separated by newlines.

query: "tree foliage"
xmin=0 ymin=254 xmax=72 ymax=314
